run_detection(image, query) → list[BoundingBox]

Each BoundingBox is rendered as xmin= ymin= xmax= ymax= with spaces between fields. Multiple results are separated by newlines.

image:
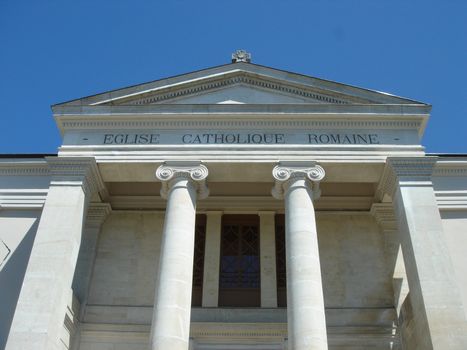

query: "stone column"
xmin=6 ymin=157 xmax=104 ymax=350
xmin=72 ymin=203 xmax=111 ymax=314
xmin=378 ymin=157 xmax=467 ymax=349
xmin=259 ymin=211 xmax=278 ymax=308
xmin=202 ymin=211 xmax=222 ymax=307
xmin=151 ymin=162 xmax=209 ymax=350
xmin=272 ymin=162 xmax=328 ymax=350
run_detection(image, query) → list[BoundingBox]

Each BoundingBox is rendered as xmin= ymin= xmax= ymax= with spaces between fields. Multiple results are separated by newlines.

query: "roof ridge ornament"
xmin=231 ymin=49 xmax=251 ymax=63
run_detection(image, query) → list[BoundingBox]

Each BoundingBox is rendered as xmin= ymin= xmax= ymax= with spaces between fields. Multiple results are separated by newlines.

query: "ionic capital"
xmin=46 ymin=157 xmax=105 ymax=198
xmin=156 ymin=162 xmax=209 ymax=200
xmin=271 ymin=162 xmax=325 ymax=200
xmin=376 ymin=157 xmax=438 ymax=200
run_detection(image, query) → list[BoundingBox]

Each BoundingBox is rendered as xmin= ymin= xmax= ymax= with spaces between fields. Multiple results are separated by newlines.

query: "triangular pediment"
xmin=54 ymin=62 xmax=426 ymax=107
xmin=132 ymin=83 xmax=329 ymax=105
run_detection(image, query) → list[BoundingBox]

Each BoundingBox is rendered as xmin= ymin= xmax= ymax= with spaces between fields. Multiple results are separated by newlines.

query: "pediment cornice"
xmin=53 ymin=62 xmax=428 ymax=108
xmin=100 ymin=71 xmax=358 ymax=106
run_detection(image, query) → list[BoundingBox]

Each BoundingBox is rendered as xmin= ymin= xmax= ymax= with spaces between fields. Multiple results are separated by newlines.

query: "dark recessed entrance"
xmin=219 ymin=215 xmax=260 ymax=307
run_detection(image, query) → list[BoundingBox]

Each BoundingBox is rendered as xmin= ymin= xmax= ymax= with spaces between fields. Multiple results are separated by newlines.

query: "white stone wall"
xmin=86 ymin=211 xmax=389 ymax=310
xmin=441 ymin=211 xmax=467 ymax=319
xmin=87 ymin=211 xmax=164 ymax=307
xmin=434 ymin=173 xmax=467 ymax=320
xmin=318 ymin=213 xmax=393 ymax=308
xmin=0 ymin=210 xmax=40 ymax=350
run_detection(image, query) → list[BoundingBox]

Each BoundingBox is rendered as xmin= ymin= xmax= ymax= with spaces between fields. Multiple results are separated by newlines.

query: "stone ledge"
xmin=78 ymin=321 xmax=399 ymax=349
xmin=83 ymin=305 xmax=396 ymax=327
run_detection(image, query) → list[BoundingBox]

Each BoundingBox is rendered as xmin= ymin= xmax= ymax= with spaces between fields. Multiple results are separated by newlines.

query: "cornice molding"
xmin=118 ymin=73 xmax=353 ymax=106
xmin=434 ymin=191 xmax=467 ymax=211
xmin=54 ymin=104 xmax=431 ymax=115
xmin=370 ymin=203 xmax=397 ymax=231
xmin=0 ymin=163 xmax=49 ymax=176
xmin=57 ymin=146 xmax=426 ymax=168
xmin=58 ymin=118 xmax=424 ymax=131
xmin=85 ymin=202 xmax=112 ymax=227
xmin=0 ymin=190 xmax=48 ymax=210
xmin=46 ymin=157 xmax=105 ymax=197
xmin=54 ymin=62 xmax=425 ymax=108
xmin=376 ymin=157 xmax=438 ymax=200
xmin=433 ymin=161 xmax=467 ymax=177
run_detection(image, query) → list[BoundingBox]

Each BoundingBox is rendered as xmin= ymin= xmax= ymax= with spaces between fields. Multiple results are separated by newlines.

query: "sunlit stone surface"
xmin=2 ymin=56 xmax=467 ymax=350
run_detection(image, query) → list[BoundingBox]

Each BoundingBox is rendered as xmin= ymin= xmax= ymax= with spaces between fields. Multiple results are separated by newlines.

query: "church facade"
xmin=1 ymin=52 xmax=467 ymax=350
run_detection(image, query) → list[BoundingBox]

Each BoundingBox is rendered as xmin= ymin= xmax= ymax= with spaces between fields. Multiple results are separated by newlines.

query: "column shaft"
xmin=285 ymin=178 xmax=328 ymax=350
xmin=259 ymin=211 xmax=278 ymax=308
xmin=202 ymin=211 xmax=222 ymax=307
xmin=150 ymin=178 xmax=198 ymax=350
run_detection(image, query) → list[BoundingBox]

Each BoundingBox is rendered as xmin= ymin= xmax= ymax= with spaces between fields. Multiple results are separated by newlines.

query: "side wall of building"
xmin=0 ymin=210 xmax=41 ymax=350
xmin=441 ymin=211 xmax=467 ymax=318
xmin=433 ymin=174 xmax=467 ymax=319
xmin=0 ymin=169 xmax=49 ymax=350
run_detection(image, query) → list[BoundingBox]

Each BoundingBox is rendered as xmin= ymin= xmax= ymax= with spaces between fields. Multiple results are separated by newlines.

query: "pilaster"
xmin=73 ymin=203 xmax=112 ymax=308
xmin=370 ymin=203 xmax=398 ymax=273
xmin=376 ymin=157 xmax=437 ymax=201
xmin=259 ymin=211 xmax=278 ymax=308
xmin=371 ymin=203 xmax=408 ymax=317
xmin=202 ymin=211 xmax=222 ymax=307
xmin=46 ymin=157 xmax=105 ymax=198
xmin=376 ymin=157 xmax=467 ymax=349
xmin=6 ymin=157 xmax=105 ymax=350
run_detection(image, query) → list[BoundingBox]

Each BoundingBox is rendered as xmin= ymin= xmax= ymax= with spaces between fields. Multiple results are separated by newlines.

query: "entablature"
xmin=0 ymin=159 xmax=50 ymax=209
xmin=53 ymin=104 xmax=429 ymax=160
xmin=433 ymin=157 xmax=467 ymax=211
xmin=54 ymin=103 xmax=429 ymax=135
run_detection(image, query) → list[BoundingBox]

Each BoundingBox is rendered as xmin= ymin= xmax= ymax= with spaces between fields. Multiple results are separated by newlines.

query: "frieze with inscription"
xmin=65 ymin=129 xmax=418 ymax=146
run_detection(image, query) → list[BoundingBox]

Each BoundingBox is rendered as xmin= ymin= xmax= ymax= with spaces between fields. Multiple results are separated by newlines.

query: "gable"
xmin=94 ymin=71 xmax=360 ymax=106
xmin=54 ymin=63 xmax=426 ymax=107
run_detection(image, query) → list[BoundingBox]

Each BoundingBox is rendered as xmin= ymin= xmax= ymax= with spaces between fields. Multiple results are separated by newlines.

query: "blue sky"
xmin=1 ymin=0 xmax=466 ymax=154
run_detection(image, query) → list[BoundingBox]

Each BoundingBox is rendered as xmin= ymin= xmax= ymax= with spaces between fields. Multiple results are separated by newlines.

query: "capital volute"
xmin=156 ymin=162 xmax=209 ymax=200
xmin=271 ymin=162 xmax=325 ymax=200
